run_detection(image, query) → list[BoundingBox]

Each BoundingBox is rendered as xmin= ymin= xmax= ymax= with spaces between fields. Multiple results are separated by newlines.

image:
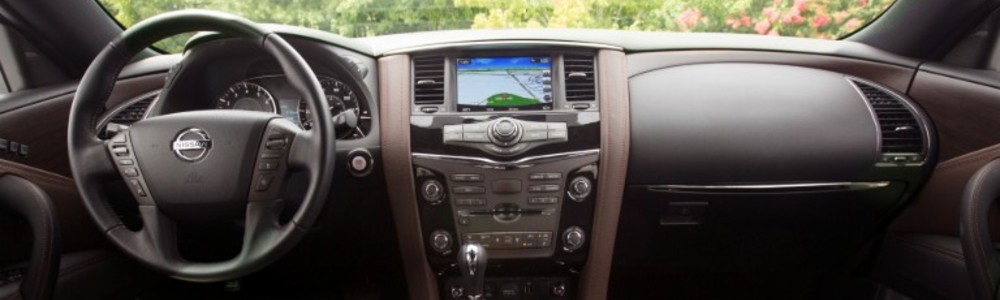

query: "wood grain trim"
xmin=909 ymin=71 xmax=1000 ymax=161
xmin=626 ymin=50 xmax=915 ymax=92
xmin=378 ymin=54 xmax=439 ymax=300
xmin=579 ymin=50 xmax=630 ymax=299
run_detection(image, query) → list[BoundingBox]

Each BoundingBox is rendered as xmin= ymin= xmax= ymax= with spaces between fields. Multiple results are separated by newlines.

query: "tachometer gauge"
xmin=298 ymin=77 xmax=359 ymax=131
xmin=216 ymin=82 xmax=277 ymax=113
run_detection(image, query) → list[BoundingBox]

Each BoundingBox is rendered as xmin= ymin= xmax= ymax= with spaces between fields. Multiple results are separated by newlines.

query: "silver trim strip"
xmin=412 ymin=149 xmax=600 ymax=169
xmin=648 ymin=181 xmax=891 ymax=193
xmin=383 ymin=40 xmax=623 ymax=55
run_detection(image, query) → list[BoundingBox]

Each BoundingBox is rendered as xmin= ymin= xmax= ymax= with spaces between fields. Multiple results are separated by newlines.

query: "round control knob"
xmin=430 ymin=230 xmax=452 ymax=255
xmin=346 ymin=148 xmax=373 ymax=177
xmin=490 ymin=118 xmax=521 ymax=146
xmin=567 ymin=177 xmax=592 ymax=202
xmin=421 ymin=179 xmax=444 ymax=204
xmin=562 ymin=226 xmax=586 ymax=253
xmin=551 ymin=282 xmax=567 ymax=297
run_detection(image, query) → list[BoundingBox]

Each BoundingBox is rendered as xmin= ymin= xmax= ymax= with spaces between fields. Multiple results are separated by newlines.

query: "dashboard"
xmin=95 ymin=28 xmax=938 ymax=300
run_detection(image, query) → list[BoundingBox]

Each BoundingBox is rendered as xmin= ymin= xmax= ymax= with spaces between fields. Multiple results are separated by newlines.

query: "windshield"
xmin=97 ymin=0 xmax=895 ymax=53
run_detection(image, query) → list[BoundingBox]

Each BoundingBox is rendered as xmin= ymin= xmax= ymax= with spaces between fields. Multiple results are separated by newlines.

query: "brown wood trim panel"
xmin=378 ymin=54 xmax=439 ymax=300
xmin=0 ymin=73 xmax=165 ymax=177
xmin=626 ymin=50 xmax=915 ymax=92
xmin=579 ymin=50 xmax=630 ymax=300
xmin=909 ymin=71 xmax=1000 ymax=161
xmin=890 ymin=143 xmax=1000 ymax=238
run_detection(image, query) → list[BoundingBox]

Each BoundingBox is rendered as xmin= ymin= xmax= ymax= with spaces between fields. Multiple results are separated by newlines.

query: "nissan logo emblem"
xmin=172 ymin=128 xmax=212 ymax=162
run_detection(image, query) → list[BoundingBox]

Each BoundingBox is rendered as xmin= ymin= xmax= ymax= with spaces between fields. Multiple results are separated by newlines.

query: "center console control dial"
xmin=489 ymin=118 xmax=522 ymax=146
xmin=442 ymin=118 xmax=569 ymax=156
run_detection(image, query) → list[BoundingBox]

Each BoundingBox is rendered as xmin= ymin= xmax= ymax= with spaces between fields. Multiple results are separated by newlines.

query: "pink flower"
xmin=860 ymin=0 xmax=868 ymax=6
xmin=795 ymin=0 xmax=808 ymax=12
xmin=763 ymin=7 xmax=779 ymax=22
xmin=787 ymin=8 xmax=804 ymax=24
xmin=773 ymin=0 xmax=782 ymax=6
xmin=754 ymin=20 xmax=771 ymax=34
xmin=834 ymin=11 xmax=850 ymax=23
xmin=768 ymin=29 xmax=780 ymax=36
xmin=812 ymin=15 xmax=830 ymax=27
xmin=678 ymin=8 xmax=702 ymax=29
xmin=740 ymin=16 xmax=752 ymax=27
xmin=845 ymin=18 xmax=863 ymax=29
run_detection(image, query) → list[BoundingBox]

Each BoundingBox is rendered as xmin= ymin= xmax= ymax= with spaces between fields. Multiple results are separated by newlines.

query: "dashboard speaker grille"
xmin=563 ymin=54 xmax=596 ymax=102
xmin=853 ymin=81 xmax=924 ymax=155
xmin=413 ymin=56 xmax=445 ymax=105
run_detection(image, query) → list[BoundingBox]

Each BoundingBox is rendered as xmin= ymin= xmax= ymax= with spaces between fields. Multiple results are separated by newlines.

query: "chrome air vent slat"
xmin=413 ymin=56 xmax=445 ymax=105
xmin=563 ymin=54 xmax=596 ymax=102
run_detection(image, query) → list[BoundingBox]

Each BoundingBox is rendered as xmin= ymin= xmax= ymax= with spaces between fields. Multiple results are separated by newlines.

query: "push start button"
xmin=346 ymin=148 xmax=374 ymax=177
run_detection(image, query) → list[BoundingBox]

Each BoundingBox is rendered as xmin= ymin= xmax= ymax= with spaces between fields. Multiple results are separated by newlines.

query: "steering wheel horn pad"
xmin=68 ymin=10 xmax=336 ymax=282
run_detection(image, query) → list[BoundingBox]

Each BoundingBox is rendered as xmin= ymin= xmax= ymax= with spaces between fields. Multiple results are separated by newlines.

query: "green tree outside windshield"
xmin=97 ymin=0 xmax=894 ymax=53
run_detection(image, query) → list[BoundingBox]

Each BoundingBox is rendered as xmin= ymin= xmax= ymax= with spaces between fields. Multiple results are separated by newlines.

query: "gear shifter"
xmin=457 ymin=243 xmax=488 ymax=300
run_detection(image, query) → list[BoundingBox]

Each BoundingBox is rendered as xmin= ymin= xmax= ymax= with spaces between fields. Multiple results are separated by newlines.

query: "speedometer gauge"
xmin=217 ymin=82 xmax=277 ymax=113
xmin=298 ymin=77 xmax=359 ymax=131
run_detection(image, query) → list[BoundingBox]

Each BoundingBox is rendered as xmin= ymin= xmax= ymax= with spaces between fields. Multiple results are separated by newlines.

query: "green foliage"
xmin=97 ymin=0 xmax=895 ymax=53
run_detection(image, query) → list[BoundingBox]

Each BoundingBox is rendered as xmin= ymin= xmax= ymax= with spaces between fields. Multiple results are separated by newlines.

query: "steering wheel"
xmin=67 ymin=10 xmax=336 ymax=282
xmin=961 ymin=158 xmax=1000 ymax=300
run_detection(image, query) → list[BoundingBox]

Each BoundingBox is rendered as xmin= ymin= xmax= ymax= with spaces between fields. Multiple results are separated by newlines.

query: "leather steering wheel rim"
xmin=961 ymin=158 xmax=1000 ymax=300
xmin=67 ymin=10 xmax=336 ymax=282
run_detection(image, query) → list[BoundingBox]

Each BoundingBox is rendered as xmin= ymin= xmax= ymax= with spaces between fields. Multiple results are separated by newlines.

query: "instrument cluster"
xmin=216 ymin=75 xmax=371 ymax=139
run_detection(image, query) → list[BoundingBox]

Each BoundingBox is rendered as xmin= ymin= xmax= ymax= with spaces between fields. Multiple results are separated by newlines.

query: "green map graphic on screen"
xmin=457 ymin=57 xmax=551 ymax=109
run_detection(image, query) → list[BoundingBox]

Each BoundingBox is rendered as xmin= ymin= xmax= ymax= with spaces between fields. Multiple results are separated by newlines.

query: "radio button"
xmin=453 ymin=186 xmax=485 ymax=194
xmin=463 ymin=132 xmax=490 ymax=142
xmin=528 ymin=184 xmax=560 ymax=193
xmin=522 ymin=130 xmax=547 ymax=142
xmin=463 ymin=122 xmax=490 ymax=133
xmin=452 ymin=173 xmax=484 ymax=182
xmin=455 ymin=198 xmax=485 ymax=206
xmin=547 ymin=123 xmax=568 ymax=141
xmin=521 ymin=122 xmax=549 ymax=131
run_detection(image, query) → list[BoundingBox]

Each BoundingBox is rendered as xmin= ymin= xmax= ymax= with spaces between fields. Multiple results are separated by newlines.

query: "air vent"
xmin=413 ymin=56 xmax=445 ymax=105
xmin=563 ymin=54 xmax=596 ymax=102
xmin=853 ymin=80 xmax=925 ymax=160
xmin=99 ymin=91 xmax=158 ymax=139
xmin=110 ymin=94 xmax=157 ymax=125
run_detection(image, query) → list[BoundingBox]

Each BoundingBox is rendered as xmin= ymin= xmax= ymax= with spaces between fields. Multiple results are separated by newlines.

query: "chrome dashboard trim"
xmin=647 ymin=181 xmax=891 ymax=193
xmin=412 ymin=149 xmax=600 ymax=169
xmin=382 ymin=40 xmax=623 ymax=55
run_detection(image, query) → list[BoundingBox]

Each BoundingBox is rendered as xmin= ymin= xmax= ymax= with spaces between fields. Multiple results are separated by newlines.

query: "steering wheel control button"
xmin=118 ymin=159 xmax=134 ymax=165
xmin=562 ymin=227 xmax=586 ymax=253
xmin=257 ymin=161 xmax=279 ymax=171
xmin=254 ymin=174 xmax=274 ymax=192
xmin=451 ymin=174 xmax=483 ymax=182
xmin=111 ymin=145 xmax=130 ymax=157
xmin=264 ymin=137 xmax=288 ymax=150
xmin=128 ymin=179 xmax=147 ymax=197
xmin=567 ymin=177 xmax=592 ymax=202
xmin=453 ymin=186 xmax=485 ymax=194
xmin=421 ymin=180 xmax=445 ymax=204
xmin=122 ymin=167 xmax=139 ymax=177
xmin=430 ymin=230 xmax=453 ymax=255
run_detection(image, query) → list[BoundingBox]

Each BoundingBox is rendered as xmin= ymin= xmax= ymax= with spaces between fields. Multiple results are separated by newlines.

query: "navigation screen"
xmin=456 ymin=56 xmax=553 ymax=111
